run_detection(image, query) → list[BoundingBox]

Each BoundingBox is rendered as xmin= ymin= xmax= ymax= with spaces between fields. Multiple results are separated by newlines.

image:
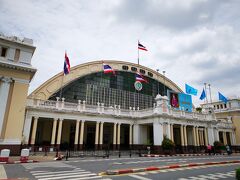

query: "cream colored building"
xmin=202 ymin=99 xmax=240 ymax=146
xmin=0 ymin=34 xmax=36 ymax=154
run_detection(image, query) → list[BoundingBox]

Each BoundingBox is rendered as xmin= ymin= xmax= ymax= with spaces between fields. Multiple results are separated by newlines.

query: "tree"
xmin=162 ymin=136 xmax=175 ymax=151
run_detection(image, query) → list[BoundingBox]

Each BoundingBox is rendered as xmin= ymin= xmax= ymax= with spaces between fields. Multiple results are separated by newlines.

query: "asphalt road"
xmin=2 ymin=154 xmax=240 ymax=179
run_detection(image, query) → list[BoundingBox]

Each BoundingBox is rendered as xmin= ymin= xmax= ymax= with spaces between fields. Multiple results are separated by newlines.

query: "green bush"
xmin=213 ymin=141 xmax=224 ymax=150
xmin=162 ymin=136 xmax=175 ymax=150
xmin=236 ymin=168 xmax=240 ymax=180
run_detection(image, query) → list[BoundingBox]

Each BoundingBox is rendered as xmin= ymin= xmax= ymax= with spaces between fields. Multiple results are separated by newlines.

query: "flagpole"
xmin=59 ymin=72 xmax=64 ymax=99
xmin=138 ymin=40 xmax=139 ymax=65
xmin=204 ymin=83 xmax=208 ymax=103
xmin=208 ymin=84 xmax=212 ymax=103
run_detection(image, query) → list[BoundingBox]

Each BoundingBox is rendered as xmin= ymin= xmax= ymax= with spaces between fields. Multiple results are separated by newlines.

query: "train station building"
xmin=0 ymin=35 xmax=236 ymax=154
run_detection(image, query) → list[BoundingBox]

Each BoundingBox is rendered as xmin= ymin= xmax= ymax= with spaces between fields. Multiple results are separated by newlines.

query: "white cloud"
xmin=0 ymin=0 xmax=239 ymax=106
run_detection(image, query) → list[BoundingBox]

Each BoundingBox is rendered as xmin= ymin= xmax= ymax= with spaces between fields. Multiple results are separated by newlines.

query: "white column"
xmin=232 ymin=131 xmax=237 ymax=145
xmin=23 ymin=114 xmax=32 ymax=145
xmin=180 ymin=125 xmax=184 ymax=146
xmin=129 ymin=124 xmax=133 ymax=145
xmin=117 ymin=123 xmax=121 ymax=145
xmin=56 ymin=119 xmax=63 ymax=145
xmin=30 ymin=116 xmax=38 ymax=145
xmin=74 ymin=120 xmax=80 ymax=145
xmin=79 ymin=121 xmax=85 ymax=145
xmin=95 ymin=122 xmax=100 ymax=145
xmin=153 ymin=121 xmax=163 ymax=145
xmin=51 ymin=118 xmax=58 ymax=145
xmin=113 ymin=123 xmax=117 ymax=145
xmin=192 ymin=126 xmax=197 ymax=146
xmin=0 ymin=77 xmax=12 ymax=136
xmin=214 ymin=128 xmax=219 ymax=141
xmin=196 ymin=127 xmax=200 ymax=146
xmin=99 ymin=122 xmax=104 ymax=145
xmin=133 ymin=124 xmax=140 ymax=144
xmin=166 ymin=123 xmax=171 ymax=139
xmin=184 ymin=125 xmax=188 ymax=146
xmin=170 ymin=124 xmax=174 ymax=142
xmin=207 ymin=127 xmax=214 ymax=145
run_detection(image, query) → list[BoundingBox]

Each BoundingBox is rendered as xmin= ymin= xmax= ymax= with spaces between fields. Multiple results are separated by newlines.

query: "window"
xmin=148 ymin=72 xmax=153 ymax=77
xmin=0 ymin=47 xmax=7 ymax=57
xmin=14 ymin=49 xmax=20 ymax=62
xmin=140 ymin=69 xmax=145 ymax=74
xmin=220 ymin=104 xmax=223 ymax=109
xmin=131 ymin=67 xmax=137 ymax=72
xmin=122 ymin=65 xmax=129 ymax=70
xmin=224 ymin=104 xmax=227 ymax=108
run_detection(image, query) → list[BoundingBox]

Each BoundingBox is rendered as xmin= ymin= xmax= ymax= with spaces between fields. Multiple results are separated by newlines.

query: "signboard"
xmin=134 ymin=81 xmax=143 ymax=91
xmin=178 ymin=93 xmax=193 ymax=112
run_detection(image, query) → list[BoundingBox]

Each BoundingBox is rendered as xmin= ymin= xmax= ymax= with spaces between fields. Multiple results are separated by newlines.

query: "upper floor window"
xmin=140 ymin=69 xmax=145 ymax=74
xmin=224 ymin=104 xmax=227 ymax=108
xmin=220 ymin=104 xmax=223 ymax=109
xmin=0 ymin=47 xmax=7 ymax=57
xmin=122 ymin=65 xmax=129 ymax=70
xmin=131 ymin=67 xmax=137 ymax=72
xmin=148 ymin=72 xmax=153 ymax=77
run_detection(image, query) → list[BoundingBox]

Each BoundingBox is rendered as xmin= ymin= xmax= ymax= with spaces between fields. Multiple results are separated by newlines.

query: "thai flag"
xmin=63 ymin=52 xmax=70 ymax=75
xmin=135 ymin=72 xmax=148 ymax=83
xmin=138 ymin=42 xmax=148 ymax=51
xmin=103 ymin=63 xmax=115 ymax=74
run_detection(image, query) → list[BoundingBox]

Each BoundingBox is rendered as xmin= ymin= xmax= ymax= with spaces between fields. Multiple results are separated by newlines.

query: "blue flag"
xmin=218 ymin=92 xmax=228 ymax=103
xmin=199 ymin=88 xmax=206 ymax=100
xmin=185 ymin=84 xmax=198 ymax=96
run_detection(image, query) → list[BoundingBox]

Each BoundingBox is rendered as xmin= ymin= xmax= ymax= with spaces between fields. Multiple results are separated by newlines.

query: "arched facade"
xmin=24 ymin=60 xmax=236 ymax=153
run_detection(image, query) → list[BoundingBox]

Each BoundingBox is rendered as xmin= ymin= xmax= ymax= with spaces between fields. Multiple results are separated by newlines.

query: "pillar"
xmin=193 ymin=126 xmax=196 ymax=146
xmin=166 ymin=123 xmax=171 ymax=139
xmin=23 ymin=115 xmax=32 ymax=145
xmin=180 ymin=125 xmax=184 ymax=147
xmin=129 ymin=124 xmax=133 ymax=147
xmin=51 ymin=118 xmax=57 ymax=145
xmin=117 ymin=123 xmax=121 ymax=149
xmin=113 ymin=123 xmax=117 ymax=149
xmin=56 ymin=118 xmax=63 ymax=148
xmin=0 ymin=77 xmax=12 ymax=137
xmin=95 ymin=122 xmax=100 ymax=150
xmin=153 ymin=121 xmax=163 ymax=145
xmin=99 ymin=122 xmax=104 ymax=149
xmin=30 ymin=116 xmax=38 ymax=145
xmin=184 ymin=125 xmax=188 ymax=146
xmin=74 ymin=120 xmax=80 ymax=150
xmin=133 ymin=124 xmax=140 ymax=145
xmin=207 ymin=127 xmax=214 ymax=145
xmin=223 ymin=131 xmax=227 ymax=145
xmin=170 ymin=124 xmax=174 ymax=142
xmin=196 ymin=127 xmax=200 ymax=147
xmin=79 ymin=120 xmax=85 ymax=150
xmin=204 ymin=127 xmax=208 ymax=146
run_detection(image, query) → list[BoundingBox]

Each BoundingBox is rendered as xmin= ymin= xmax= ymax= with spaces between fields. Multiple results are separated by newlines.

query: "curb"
xmin=106 ymin=160 xmax=240 ymax=175
xmin=0 ymin=160 xmax=38 ymax=164
xmin=141 ymin=153 xmax=226 ymax=157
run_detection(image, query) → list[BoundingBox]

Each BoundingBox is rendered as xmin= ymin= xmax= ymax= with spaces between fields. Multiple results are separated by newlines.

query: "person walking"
xmin=207 ymin=144 xmax=212 ymax=155
xmin=226 ymin=144 xmax=231 ymax=155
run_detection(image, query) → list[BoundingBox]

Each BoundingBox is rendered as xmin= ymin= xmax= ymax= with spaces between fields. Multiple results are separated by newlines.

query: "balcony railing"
xmin=26 ymin=98 xmax=214 ymax=121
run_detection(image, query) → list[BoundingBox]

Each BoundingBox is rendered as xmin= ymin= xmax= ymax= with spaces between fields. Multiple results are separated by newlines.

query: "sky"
xmin=0 ymin=0 xmax=240 ymax=106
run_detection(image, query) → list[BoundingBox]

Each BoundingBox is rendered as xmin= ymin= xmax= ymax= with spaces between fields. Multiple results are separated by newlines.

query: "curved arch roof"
xmin=29 ymin=60 xmax=183 ymax=100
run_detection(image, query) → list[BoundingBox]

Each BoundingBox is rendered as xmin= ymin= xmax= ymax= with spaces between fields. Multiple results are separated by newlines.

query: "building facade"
xmin=0 ymin=34 xmax=36 ymax=154
xmin=202 ymin=98 xmax=240 ymax=146
xmin=0 ymin=35 xmax=237 ymax=155
xmin=25 ymin=60 xmax=236 ymax=153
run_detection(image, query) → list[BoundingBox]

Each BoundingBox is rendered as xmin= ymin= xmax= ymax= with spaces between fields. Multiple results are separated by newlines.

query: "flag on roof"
xmin=138 ymin=42 xmax=148 ymax=51
xmin=199 ymin=88 xmax=206 ymax=100
xmin=135 ymin=72 xmax=148 ymax=83
xmin=218 ymin=92 xmax=228 ymax=103
xmin=63 ymin=52 xmax=70 ymax=75
xmin=185 ymin=84 xmax=198 ymax=96
xmin=103 ymin=63 xmax=115 ymax=75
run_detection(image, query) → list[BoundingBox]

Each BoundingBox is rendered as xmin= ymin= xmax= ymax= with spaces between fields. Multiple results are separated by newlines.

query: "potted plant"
xmin=161 ymin=136 xmax=175 ymax=155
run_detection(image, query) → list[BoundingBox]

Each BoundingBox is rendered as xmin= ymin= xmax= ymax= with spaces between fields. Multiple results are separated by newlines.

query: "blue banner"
xmin=179 ymin=93 xmax=193 ymax=112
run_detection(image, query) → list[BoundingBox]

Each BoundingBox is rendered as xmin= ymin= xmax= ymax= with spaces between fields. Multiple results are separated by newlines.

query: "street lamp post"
xmin=156 ymin=69 xmax=159 ymax=95
xmin=163 ymin=71 xmax=166 ymax=96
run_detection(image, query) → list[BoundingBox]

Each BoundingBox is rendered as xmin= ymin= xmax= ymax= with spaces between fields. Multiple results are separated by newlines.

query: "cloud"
xmin=0 ymin=0 xmax=240 ymax=106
